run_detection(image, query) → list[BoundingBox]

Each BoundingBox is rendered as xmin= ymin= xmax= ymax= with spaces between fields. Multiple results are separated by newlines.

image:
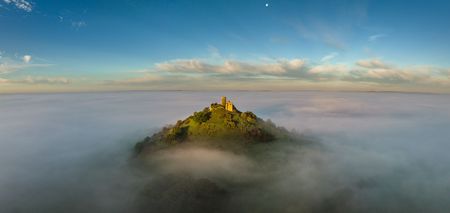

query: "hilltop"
xmin=135 ymin=97 xmax=293 ymax=154
xmin=133 ymin=97 xmax=309 ymax=213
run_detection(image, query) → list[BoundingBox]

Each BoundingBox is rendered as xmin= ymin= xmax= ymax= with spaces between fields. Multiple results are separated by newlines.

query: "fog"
xmin=1 ymin=91 xmax=450 ymax=212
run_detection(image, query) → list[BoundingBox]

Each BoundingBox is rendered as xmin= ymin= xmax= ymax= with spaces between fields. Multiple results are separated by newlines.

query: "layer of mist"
xmin=1 ymin=91 xmax=450 ymax=212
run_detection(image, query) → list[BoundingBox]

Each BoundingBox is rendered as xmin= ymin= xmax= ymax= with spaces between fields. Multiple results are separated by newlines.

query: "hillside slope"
xmin=135 ymin=99 xmax=293 ymax=154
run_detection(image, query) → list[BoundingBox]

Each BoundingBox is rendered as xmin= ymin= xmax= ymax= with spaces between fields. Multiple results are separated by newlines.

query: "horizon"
xmin=1 ymin=0 xmax=450 ymax=93
xmin=2 ymin=89 xmax=450 ymax=96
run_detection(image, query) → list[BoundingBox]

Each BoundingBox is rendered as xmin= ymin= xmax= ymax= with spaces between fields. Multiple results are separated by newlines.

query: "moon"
xmin=265 ymin=3 xmax=269 ymax=7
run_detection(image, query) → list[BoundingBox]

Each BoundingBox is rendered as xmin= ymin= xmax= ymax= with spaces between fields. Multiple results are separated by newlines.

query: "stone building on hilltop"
xmin=220 ymin=96 xmax=234 ymax=112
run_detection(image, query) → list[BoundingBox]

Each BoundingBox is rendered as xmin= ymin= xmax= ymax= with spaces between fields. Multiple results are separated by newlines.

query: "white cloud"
xmin=0 ymin=76 xmax=70 ymax=85
xmin=155 ymin=58 xmax=306 ymax=75
xmin=129 ymin=57 xmax=450 ymax=89
xmin=356 ymin=58 xmax=391 ymax=69
xmin=14 ymin=76 xmax=70 ymax=84
xmin=348 ymin=63 xmax=449 ymax=86
xmin=308 ymin=64 xmax=348 ymax=75
xmin=366 ymin=69 xmax=418 ymax=81
xmin=368 ymin=34 xmax=387 ymax=42
xmin=2 ymin=0 xmax=32 ymax=12
xmin=22 ymin=55 xmax=31 ymax=63
xmin=320 ymin=52 xmax=339 ymax=62
xmin=0 ymin=63 xmax=52 ymax=74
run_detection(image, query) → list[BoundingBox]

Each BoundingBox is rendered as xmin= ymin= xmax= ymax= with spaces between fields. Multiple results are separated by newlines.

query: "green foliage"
xmin=193 ymin=108 xmax=211 ymax=123
xmin=241 ymin=111 xmax=257 ymax=123
xmin=166 ymin=126 xmax=189 ymax=142
xmin=136 ymin=101 xmax=296 ymax=154
xmin=187 ymin=107 xmax=284 ymax=142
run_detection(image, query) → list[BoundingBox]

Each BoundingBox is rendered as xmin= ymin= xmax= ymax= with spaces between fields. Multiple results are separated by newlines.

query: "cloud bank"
xmin=1 ymin=92 xmax=450 ymax=212
xmin=0 ymin=53 xmax=449 ymax=93
xmin=155 ymin=58 xmax=306 ymax=75
xmin=112 ymin=58 xmax=450 ymax=92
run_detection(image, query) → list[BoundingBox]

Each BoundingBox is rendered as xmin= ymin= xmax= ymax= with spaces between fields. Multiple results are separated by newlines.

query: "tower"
xmin=221 ymin=96 xmax=233 ymax=112
xmin=221 ymin=96 xmax=226 ymax=106
xmin=225 ymin=100 xmax=234 ymax=112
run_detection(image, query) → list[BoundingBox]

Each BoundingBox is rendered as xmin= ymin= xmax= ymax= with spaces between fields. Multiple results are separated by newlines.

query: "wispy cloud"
xmin=15 ymin=76 xmax=70 ymax=84
xmin=0 ymin=54 xmax=52 ymax=75
xmin=348 ymin=60 xmax=448 ymax=85
xmin=207 ymin=45 xmax=221 ymax=58
xmin=368 ymin=34 xmax=387 ymax=42
xmin=308 ymin=64 xmax=348 ymax=75
xmin=71 ymin=21 xmax=86 ymax=30
xmin=0 ymin=76 xmax=70 ymax=85
xmin=0 ymin=53 xmax=62 ymax=85
xmin=2 ymin=0 xmax=32 ymax=12
xmin=294 ymin=20 xmax=346 ymax=50
xmin=0 ymin=63 xmax=51 ymax=74
xmin=320 ymin=52 xmax=339 ymax=62
xmin=356 ymin=58 xmax=391 ymax=69
xmin=154 ymin=58 xmax=306 ymax=75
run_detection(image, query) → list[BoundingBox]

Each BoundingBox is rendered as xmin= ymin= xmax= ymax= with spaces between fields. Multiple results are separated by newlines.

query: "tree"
xmin=193 ymin=110 xmax=211 ymax=123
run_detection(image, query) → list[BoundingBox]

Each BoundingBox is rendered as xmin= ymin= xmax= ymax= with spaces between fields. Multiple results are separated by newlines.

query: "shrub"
xmin=193 ymin=110 xmax=211 ymax=123
xmin=166 ymin=126 xmax=188 ymax=142
xmin=241 ymin=111 xmax=257 ymax=123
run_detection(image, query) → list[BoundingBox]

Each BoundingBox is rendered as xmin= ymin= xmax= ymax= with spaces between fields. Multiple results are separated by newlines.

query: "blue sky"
xmin=1 ymin=0 xmax=450 ymax=93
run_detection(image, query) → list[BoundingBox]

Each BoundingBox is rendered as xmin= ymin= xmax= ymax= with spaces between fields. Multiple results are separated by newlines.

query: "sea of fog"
xmin=1 ymin=91 xmax=450 ymax=212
